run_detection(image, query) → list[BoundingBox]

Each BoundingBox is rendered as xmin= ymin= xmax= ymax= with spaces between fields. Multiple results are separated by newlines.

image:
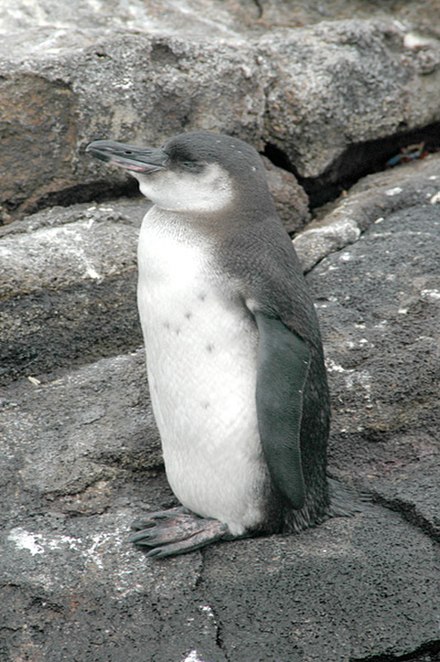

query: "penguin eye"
xmin=182 ymin=161 xmax=201 ymax=171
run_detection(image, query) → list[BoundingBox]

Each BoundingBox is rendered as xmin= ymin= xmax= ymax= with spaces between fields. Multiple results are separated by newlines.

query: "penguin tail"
xmin=327 ymin=476 xmax=372 ymax=518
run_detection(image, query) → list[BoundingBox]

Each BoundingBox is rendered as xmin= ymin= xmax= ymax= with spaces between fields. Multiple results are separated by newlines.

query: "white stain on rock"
xmin=8 ymin=528 xmax=45 ymax=556
xmin=200 ymin=605 xmax=215 ymax=618
xmin=344 ymin=370 xmax=372 ymax=401
xmin=8 ymin=527 xmax=81 ymax=556
xmin=182 ymin=650 xmax=206 ymax=662
xmin=421 ymin=289 xmax=440 ymax=300
xmin=325 ymin=359 xmax=348 ymax=373
xmin=385 ymin=187 xmax=402 ymax=197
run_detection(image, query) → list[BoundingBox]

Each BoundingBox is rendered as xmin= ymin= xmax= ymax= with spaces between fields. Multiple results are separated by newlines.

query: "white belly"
xmin=137 ymin=209 xmax=267 ymax=535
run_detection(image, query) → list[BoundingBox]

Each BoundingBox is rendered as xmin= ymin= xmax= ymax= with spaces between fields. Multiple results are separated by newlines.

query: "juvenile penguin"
xmin=87 ymin=132 xmax=341 ymax=558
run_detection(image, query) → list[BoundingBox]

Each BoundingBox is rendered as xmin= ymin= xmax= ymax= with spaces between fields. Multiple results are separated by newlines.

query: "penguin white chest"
xmin=137 ymin=210 xmax=267 ymax=535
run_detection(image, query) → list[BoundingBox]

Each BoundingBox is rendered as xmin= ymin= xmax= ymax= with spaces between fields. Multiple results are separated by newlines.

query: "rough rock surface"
xmin=1 ymin=1 xmax=440 ymax=659
xmin=1 ymin=1 xmax=439 ymax=217
xmin=294 ymin=152 xmax=440 ymax=271
xmin=1 ymin=153 xmax=439 ymax=660
xmin=2 ymin=0 xmax=440 ymax=39
xmin=0 ymin=199 xmax=145 ymax=384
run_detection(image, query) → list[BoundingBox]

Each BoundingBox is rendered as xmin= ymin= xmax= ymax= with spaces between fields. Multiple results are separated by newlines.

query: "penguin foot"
xmin=129 ymin=506 xmax=229 ymax=558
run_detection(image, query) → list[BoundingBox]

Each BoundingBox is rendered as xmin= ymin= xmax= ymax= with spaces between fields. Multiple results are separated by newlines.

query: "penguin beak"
xmin=86 ymin=140 xmax=169 ymax=173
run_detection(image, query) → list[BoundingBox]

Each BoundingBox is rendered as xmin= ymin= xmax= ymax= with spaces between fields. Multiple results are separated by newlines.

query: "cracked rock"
xmin=1 ymin=3 xmax=440 ymax=660
xmin=1 ymin=149 xmax=439 ymax=660
xmin=294 ymin=152 xmax=440 ymax=271
xmin=1 ymin=5 xmax=440 ymax=215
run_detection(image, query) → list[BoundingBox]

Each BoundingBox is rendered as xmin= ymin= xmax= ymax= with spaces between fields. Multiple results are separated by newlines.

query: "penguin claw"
xmin=130 ymin=519 xmax=156 ymax=531
xmin=143 ymin=527 xmax=227 ymax=558
xmin=129 ymin=508 xmax=229 ymax=557
xmin=128 ymin=529 xmax=156 ymax=544
xmin=130 ymin=506 xmax=189 ymax=531
xmin=144 ymin=538 xmax=213 ymax=559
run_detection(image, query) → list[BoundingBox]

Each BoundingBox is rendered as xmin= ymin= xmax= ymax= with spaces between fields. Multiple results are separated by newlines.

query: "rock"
xmin=262 ymin=155 xmax=310 ymax=233
xmin=0 ymin=30 xmax=266 ymax=217
xmin=1 ymin=507 xmax=222 ymax=662
xmin=201 ymin=507 xmax=439 ymax=661
xmin=370 ymin=457 xmax=440 ymax=542
xmin=261 ymin=20 xmax=440 ymax=179
xmin=294 ymin=152 xmax=440 ymax=271
xmin=1 ymin=500 xmax=437 ymax=661
xmin=305 ymin=181 xmax=439 ymax=501
xmin=0 ymin=350 xmax=162 ymax=527
xmin=0 ymin=199 xmax=146 ymax=384
xmin=1 ymin=6 xmax=439 ymax=216
xmin=254 ymin=0 xmax=440 ymax=39
xmin=1 ymin=149 xmax=439 ymax=660
xmin=1 ymin=0 xmax=439 ymax=42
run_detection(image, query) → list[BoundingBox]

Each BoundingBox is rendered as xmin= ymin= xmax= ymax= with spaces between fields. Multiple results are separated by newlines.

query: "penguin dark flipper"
xmin=129 ymin=507 xmax=230 ymax=558
xmin=254 ymin=312 xmax=309 ymax=510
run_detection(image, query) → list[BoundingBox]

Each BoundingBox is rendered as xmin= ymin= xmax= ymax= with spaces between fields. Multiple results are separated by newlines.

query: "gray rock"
xmin=0 ymin=199 xmax=146 ymax=384
xmin=260 ymin=21 xmax=440 ymax=178
xmin=0 ymin=350 xmax=161 ymax=525
xmin=201 ymin=507 xmax=439 ymax=661
xmin=0 ymin=30 xmax=266 ymax=217
xmin=306 ymin=196 xmax=439 ymax=506
xmin=294 ymin=152 xmax=440 ymax=270
xmin=1 ymin=7 xmax=439 ymax=215
xmin=262 ymin=155 xmax=310 ymax=233
xmin=1 ymin=505 xmax=225 ymax=662
xmin=1 ymin=495 xmax=437 ymax=660
xmin=253 ymin=0 xmax=440 ymax=39
xmin=370 ymin=457 xmax=440 ymax=542
xmin=1 ymin=153 xmax=439 ymax=659
xmin=2 ymin=0 xmax=439 ymax=43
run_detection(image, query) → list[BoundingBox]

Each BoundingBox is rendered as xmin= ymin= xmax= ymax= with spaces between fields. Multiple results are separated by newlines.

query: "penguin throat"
xmin=134 ymin=163 xmax=235 ymax=214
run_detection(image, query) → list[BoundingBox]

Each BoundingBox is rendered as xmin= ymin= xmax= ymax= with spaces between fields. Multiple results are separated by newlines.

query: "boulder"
xmin=1 ymin=3 xmax=439 ymax=217
xmin=294 ymin=152 xmax=440 ymax=271
xmin=0 ymin=199 xmax=145 ymax=384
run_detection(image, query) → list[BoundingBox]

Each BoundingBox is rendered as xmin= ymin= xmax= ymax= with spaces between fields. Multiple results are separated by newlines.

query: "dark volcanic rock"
xmin=302 ymin=163 xmax=440 ymax=558
xmin=1 ymin=3 xmax=439 ymax=659
xmin=308 ymin=204 xmax=439 ymax=478
xmin=1 ymin=155 xmax=439 ymax=660
xmin=294 ymin=152 xmax=440 ymax=271
xmin=1 ymin=502 xmax=437 ymax=662
xmin=201 ymin=507 xmax=438 ymax=661
xmin=0 ymin=350 xmax=161 ymax=527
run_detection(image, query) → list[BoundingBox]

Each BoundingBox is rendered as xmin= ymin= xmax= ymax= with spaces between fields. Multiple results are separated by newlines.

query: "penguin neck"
xmin=144 ymin=203 xmax=243 ymax=245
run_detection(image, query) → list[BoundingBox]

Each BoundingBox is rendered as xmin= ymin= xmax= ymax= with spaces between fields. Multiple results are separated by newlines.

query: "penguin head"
xmin=86 ymin=132 xmax=273 ymax=215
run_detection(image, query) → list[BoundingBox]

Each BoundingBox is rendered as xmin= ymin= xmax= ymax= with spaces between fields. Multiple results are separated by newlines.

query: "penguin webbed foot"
xmin=129 ymin=506 xmax=229 ymax=558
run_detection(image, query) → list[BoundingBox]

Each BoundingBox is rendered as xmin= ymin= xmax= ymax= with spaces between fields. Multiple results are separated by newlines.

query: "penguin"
xmin=86 ymin=131 xmax=348 ymax=558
